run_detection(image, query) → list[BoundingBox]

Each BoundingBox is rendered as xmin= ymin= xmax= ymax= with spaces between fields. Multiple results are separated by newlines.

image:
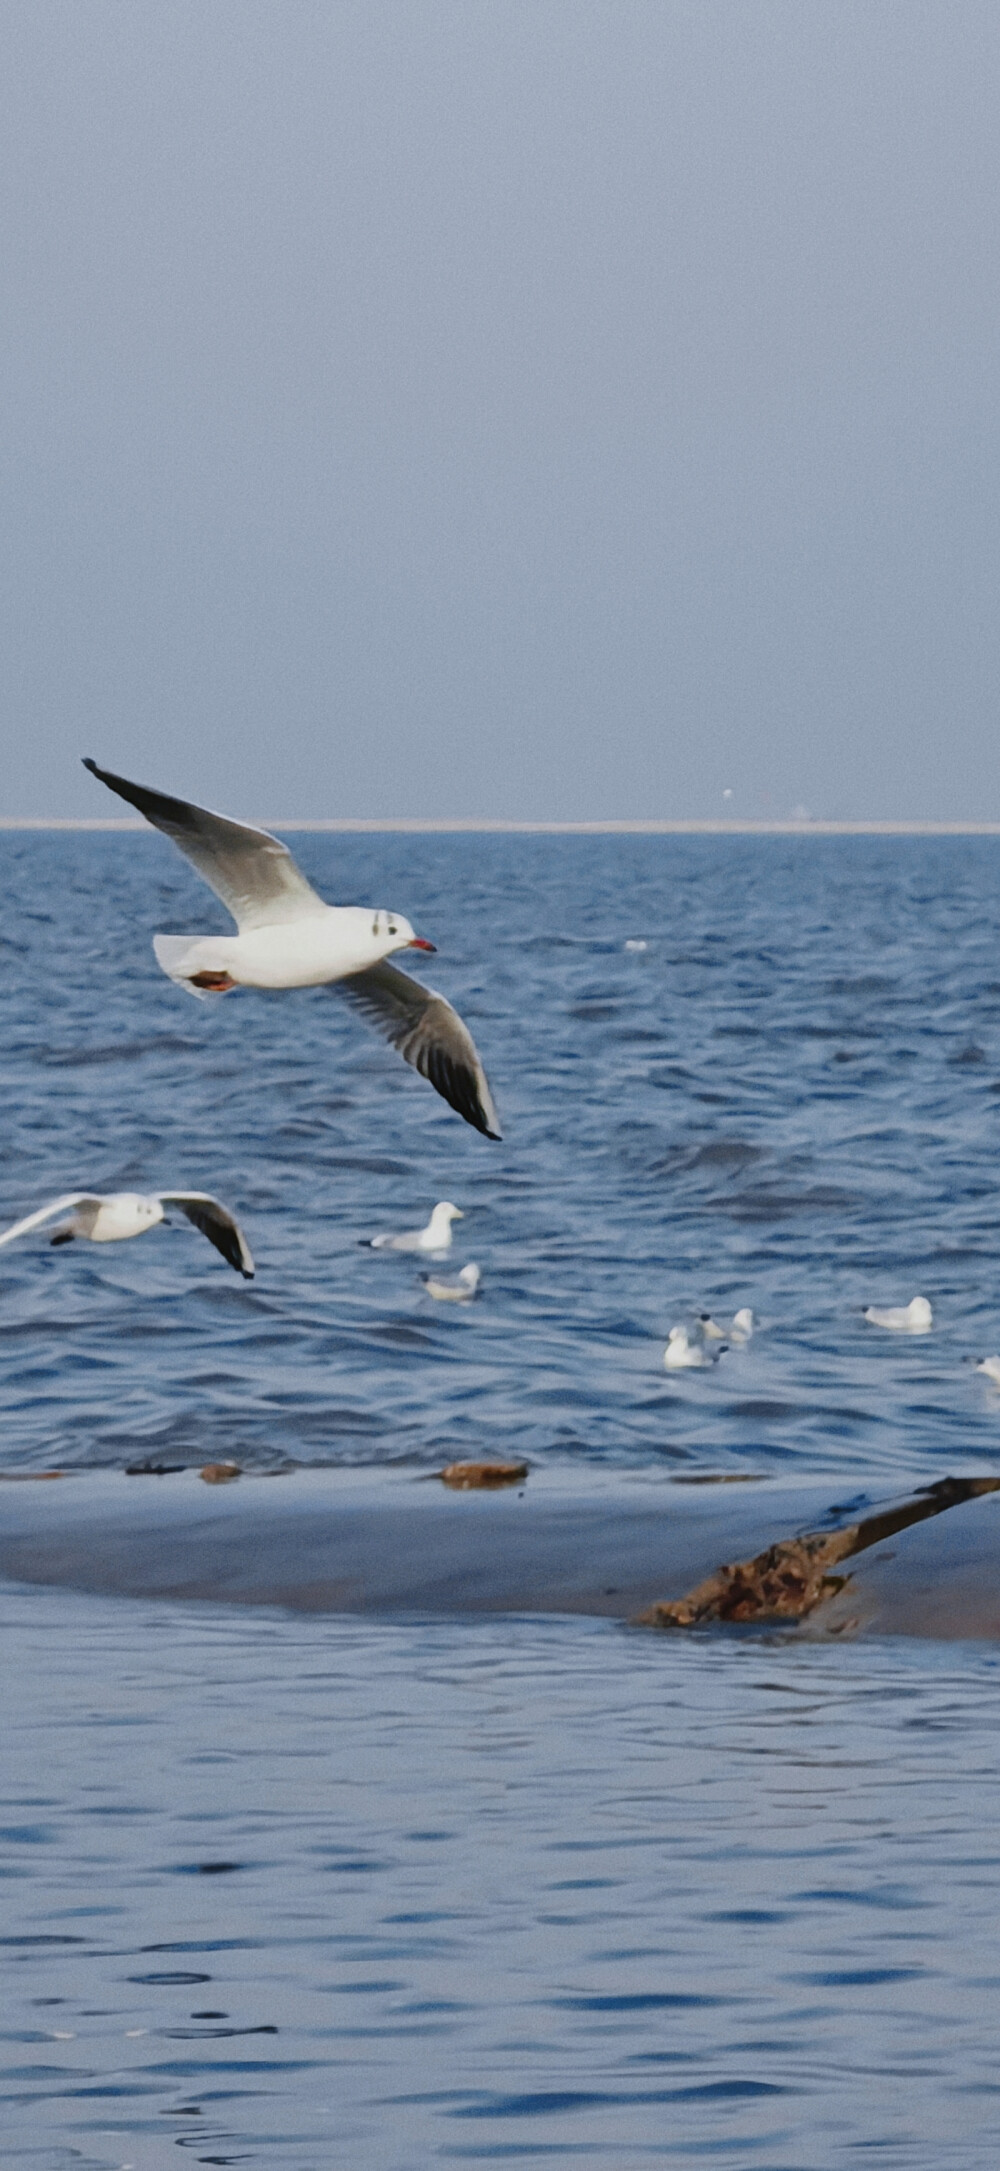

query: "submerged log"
xmin=638 ymin=1476 xmax=1000 ymax=1629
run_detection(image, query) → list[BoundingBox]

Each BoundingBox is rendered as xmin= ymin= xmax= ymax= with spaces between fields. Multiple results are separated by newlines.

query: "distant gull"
xmin=624 ymin=939 xmax=648 ymax=952
xmin=699 ymin=1307 xmax=754 ymax=1343
xmin=863 ymin=1297 xmax=932 ymax=1333
xmin=368 ymin=1202 xmax=463 ymax=1254
xmin=0 ymin=1191 xmax=254 ymax=1277
xmin=664 ymin=1325 xmax=712 ymax=1369
xmin=424 ymin=1263 xmax=481 ymax=1302
xmin=83 ymin=759 xmax=501 ymax=1139
xmin=977 ymin=1356 xmax=1000 ymax=1386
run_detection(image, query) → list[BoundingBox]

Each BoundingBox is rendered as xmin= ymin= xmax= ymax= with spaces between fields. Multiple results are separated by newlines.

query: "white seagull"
xmin=0 ymin=1191 xmax=254 ymax=1277
xmin=83 ymin=760 xmax=501 ymax=1140
xmin=368 ymin=1202 xmax=464 ymax=1253
xmin=977 ymin=1356 xmax=1000 ymax=1386
xmin=699 ymin=1307 xmax=754 ymax=1343
xmin=424 ymin=1262 xmax=481 ymax=1302
xmin=863 ymin=1296 xmax=932 ymax=1333
xmin=664 ymin=1325 xmax=711 ymax=1370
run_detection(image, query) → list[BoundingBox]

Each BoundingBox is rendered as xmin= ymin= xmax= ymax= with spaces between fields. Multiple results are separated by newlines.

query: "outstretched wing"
xmin=83 ymin=759 xmax=327 ymax=932
xmin=159 ymin=1193 xmax=255 ymax=1278
xmin=0 ymin=1195 xmax=100 ymax=1248
xmin=333 ymin=961 xmax=501 ymax=1139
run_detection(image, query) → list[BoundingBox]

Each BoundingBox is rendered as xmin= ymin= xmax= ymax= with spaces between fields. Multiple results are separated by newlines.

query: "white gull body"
xmin=0 ymin=1191 xmax=253 ymax=1277
xmin=863 ymin=1297 xmax=932 ymax=1333
xmin=977 ymin=1356 xmax=1000 ymax=1387
xmin=369 ymin=1202 xmax=463 ymax=1254
xmin=663 ymin=1325 xmax=711 ymax=1370
xmin=699 ymin=1307 xmax=754 ymax=1343
xmin=424 ymin=1262 xmax=481 ymax=1302
xmin=83 ymin=760 xmax=501 ymax=1139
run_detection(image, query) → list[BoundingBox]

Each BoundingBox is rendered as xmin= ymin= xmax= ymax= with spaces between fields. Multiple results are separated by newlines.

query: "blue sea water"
xmin=4 ymin=831 xmax=1000 ymax=1479
xmin=3 ymin=832 xmax=1000 ymax=2168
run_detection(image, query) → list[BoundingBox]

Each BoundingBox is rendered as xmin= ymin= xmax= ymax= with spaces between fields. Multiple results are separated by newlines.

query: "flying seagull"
xmin=83 ymin=759 xmax=501 ymax=1140
xmin=0 ymin=1191 xmax=254 ymax=1277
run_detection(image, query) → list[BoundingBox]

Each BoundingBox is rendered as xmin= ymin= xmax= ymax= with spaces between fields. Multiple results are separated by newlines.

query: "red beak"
xmin=409 ymin=936 xmax=437 ymax=952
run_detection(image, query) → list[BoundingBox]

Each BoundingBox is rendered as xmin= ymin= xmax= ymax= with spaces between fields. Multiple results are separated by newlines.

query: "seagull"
xmin=0 ymin=1191 xmax=254 ymax=1277
xmin=977 ymin=1356 xmax=1000 ymax=1386
xmin=664 ymin=1325 xmax=712 ymax=1369
xmin=368 ymin=1202 xmax=463 ymax=1253
xmin=424 ymin=1262 xmax=481 ymax=1302
xmin=699 ymin=1307 xmax=754 ymax=1343
xmin=863 ymin=1296 xmax=932 ymax=1333
xmin=83 ymin=759 xmax=501 ymax=1140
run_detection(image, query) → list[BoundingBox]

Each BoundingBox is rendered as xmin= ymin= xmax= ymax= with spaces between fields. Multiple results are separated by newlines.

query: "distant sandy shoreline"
xmin=2 ymin=818 xmax=1000 ymax=836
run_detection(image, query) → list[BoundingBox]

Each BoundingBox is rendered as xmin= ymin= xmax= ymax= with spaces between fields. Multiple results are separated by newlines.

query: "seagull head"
xmin=375 ymin=910 xmax=436 ymax=958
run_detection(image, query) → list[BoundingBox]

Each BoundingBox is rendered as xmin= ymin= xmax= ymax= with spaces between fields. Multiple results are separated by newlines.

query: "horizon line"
xmin=3 ymin=816 xmax=1000 ymax=836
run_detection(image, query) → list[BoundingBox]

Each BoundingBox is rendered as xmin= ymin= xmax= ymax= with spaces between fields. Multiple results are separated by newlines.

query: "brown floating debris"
xmin=438 ymin=1460 xmax=529 ymax=1490
xmin=200 ymin=1461 xmax=242 ymax=1485
xmin=639 ymin=1474 xmax=1000 ymax=1630
xmin=639 ymin=1526 xmax=857 ymax=1627
xmin=0 ymin=1469 xmax=66 ymax=1482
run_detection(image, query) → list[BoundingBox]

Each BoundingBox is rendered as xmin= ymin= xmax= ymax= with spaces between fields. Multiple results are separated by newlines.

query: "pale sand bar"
xmin=2 ymin=1466 xmax=1000 ymax=1639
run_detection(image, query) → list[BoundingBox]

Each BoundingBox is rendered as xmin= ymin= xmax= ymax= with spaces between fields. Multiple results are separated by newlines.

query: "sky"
xmin=2 ymin=0 xmax=999 ymax=822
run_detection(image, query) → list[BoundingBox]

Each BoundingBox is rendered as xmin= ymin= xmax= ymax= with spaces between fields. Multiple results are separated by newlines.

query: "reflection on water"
xmin=2 ymin=1585 xmax=1000 ymax=2169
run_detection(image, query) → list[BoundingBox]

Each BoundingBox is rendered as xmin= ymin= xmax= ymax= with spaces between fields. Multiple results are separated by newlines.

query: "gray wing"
xmin=158 ymin=1193 xmax=255 ymax=1278
xmin=83 ymin=760 xmax=327 ymax=932
xmin=333 ymin=962 xmax=502 ymax=1139
xmin=0 ymin=1194 xmax=101 ymax=1248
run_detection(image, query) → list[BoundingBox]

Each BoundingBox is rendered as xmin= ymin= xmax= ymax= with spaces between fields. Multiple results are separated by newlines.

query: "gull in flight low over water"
xmin=0 ymin=1192 xmax=254 ymax=1277
xmin=368 ymin=1202 xmax=463 ymax=1253
xmin=863 ymin=1296 xmax=932 ymax=1333
xmin=424 ymin=1262 xmax=481 ymax=1302
xmin=83 ymin=760 xmax=501 ymax=1140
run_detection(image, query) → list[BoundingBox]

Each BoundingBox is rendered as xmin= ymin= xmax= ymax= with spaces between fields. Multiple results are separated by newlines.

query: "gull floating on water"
xmin=977 ymin=1356 xmax=1000 ymax=1386
xmin=83 ymin=759 xmax=501 ymax=1140
xmin=664 ymin=1325 xmax=713 ymax=1369
xmin=424 ymin=1262 xmax=481 ymax=1302
xmin=699 ymin=1307 xmax=754 ymax=1343
xmin=0 ymin=1191 xmax=254 ymax=1277
xmin=369 ymin=1202 xmax=463 ymax=1253
xmin=863 ymin=1297 xmax=932 ymax=1333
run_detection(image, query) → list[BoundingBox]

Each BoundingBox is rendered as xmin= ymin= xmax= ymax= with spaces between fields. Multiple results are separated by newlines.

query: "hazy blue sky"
xmin=3 ymin=1 xmax=999 ymax=820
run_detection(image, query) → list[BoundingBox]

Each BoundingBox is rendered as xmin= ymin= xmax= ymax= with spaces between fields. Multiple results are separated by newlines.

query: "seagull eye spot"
xmin=388 ymin=922 xmax=397 ymax=935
